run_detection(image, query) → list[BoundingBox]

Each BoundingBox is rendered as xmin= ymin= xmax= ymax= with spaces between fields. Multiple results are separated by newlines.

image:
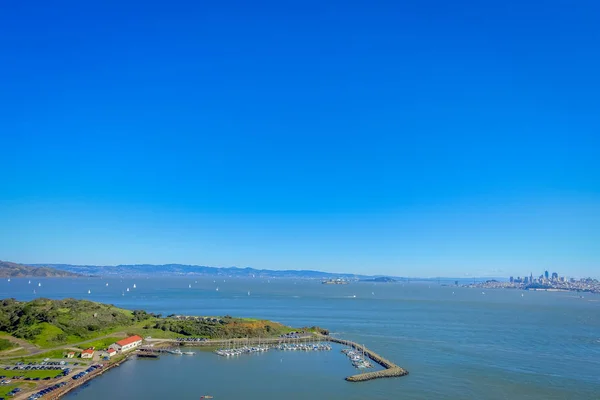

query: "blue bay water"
xmin=1 ymin=277 xmax=599 ymax=399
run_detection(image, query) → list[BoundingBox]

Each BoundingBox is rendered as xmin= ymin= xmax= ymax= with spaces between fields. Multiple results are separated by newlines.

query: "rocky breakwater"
xmin=325 ymin=336 xmax=409 ymax=382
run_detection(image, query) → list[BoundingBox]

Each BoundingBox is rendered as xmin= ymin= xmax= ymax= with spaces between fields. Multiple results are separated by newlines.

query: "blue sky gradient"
xmin=1 ymin=0 xmax=599 ymax=277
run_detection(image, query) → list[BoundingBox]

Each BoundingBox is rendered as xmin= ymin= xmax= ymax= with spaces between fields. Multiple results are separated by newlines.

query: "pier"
xmin=324 ymin=336 xmax=409 ymax=382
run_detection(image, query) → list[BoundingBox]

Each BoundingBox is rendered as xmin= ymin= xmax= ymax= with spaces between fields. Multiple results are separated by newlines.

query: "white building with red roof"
xmin=111 ymin=335 xmax=143 ymax=352
xmin=106 ymin=348 xmax=117 ymax=357
xmin=81 ymin=349 xmax=94 ymax=359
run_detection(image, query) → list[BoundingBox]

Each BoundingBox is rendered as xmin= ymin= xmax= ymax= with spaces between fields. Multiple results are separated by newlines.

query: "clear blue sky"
xmin=1 ymin=0 xmax=599 ymax=277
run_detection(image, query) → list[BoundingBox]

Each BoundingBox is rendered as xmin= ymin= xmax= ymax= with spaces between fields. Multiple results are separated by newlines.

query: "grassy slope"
xmin=1 ymin=298 xmax=319 ymax=358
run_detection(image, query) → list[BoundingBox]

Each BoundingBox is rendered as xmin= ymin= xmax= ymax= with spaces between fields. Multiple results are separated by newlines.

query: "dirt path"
xmin=0 ymin=335 xmax=38 ymax=355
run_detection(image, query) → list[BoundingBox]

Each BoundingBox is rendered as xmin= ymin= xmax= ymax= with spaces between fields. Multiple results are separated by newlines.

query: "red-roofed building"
xmin=81 ymin=349 xmax=94 ymax=359
xmin=106 ymin=348 xmax=117 ymax=357
xmin=111 ymin=335 xmax=143 ymax=352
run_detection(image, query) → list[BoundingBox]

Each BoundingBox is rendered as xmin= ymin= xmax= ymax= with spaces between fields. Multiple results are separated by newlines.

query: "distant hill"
xmin=360 ymin=276 xmax=397 ymax=283
xmin=0 ymin=261 xmax=82 ymax=278
xmin=29 ymin=263 xmax=370 ymax=279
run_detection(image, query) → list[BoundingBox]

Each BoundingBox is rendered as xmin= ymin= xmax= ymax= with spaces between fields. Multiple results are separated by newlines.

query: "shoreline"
xmin=27 ymin=334 xmax=408 ymax=398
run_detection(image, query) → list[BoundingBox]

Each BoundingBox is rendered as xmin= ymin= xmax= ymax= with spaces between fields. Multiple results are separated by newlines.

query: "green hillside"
xmin=0 ymin=298 xmax=319 ymax=351
xmin=0 ymin=298 xmax=151 ymax=347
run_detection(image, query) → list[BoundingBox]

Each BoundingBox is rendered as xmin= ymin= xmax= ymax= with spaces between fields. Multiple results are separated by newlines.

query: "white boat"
xmin=248 ymin=291 xmax=250 ymax=296
xmin=126 ymin=288 xmax=130 ymax=292
xmin=7 ymin=278 xmax=10 ymax=282
xmin=88 ymin=290 xmax=91 ymax=294
xmin=216 ymin=287 xmax=219 ymax=291
xmin=189 ymin=284 xmax=192 ymax=288
xmin=183 ymin=351 xmax=195 ymax=355
xmin=28 ymin=280 xmax=31 ymax=284
xmin=106 ymin=283 xmax=109 ymax=287
xmin=133 ymin=284 xmax=136 ymax=289
xmin=38 ymin=282 xmax=41 ymax=287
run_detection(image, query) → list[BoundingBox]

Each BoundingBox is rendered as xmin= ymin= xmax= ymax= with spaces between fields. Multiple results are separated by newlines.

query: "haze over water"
xmin=2 ymin=277 xmax=599 ymax=399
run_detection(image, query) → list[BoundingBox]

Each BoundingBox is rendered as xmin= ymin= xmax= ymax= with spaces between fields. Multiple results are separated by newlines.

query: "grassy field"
xmin=0 ymin=339 xmax=16 ymax=352
xmin=0 ymin=383 xmax=20 ymax=398
xmin=0 ymin=382 xmax=36 ymax=398
xmin=1 ymin=368 xmax=62 ymax=379
xmin=12 ymin=349 xmax=81 ymax=363
xmin=76 ymin=336 xmax=122 ymax=351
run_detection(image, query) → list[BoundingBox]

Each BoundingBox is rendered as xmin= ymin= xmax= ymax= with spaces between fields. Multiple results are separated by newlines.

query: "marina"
xmin=143 ymin=334 xmax=407 ymax=382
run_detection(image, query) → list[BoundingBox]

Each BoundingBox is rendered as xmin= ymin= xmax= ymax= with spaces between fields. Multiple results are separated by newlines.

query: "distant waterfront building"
xmin=545 ymin=270 xmax=549 ymax=280
xmin=552 ymin=272 xmax=558 ymax=281
xmin=524 ymin=276 xmax=529 ymax=284
xmin=111 ymin=335 xmax=143 ymax=352
xmin=107 ymin=348 xmax=117 ymax=358
xmin=509 ymin=276 xmax=514 ymax=283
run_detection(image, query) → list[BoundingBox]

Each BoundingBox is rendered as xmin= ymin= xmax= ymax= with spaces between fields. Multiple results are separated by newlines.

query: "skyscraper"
xmin=544 ymin=270 xmax=549 ymax=280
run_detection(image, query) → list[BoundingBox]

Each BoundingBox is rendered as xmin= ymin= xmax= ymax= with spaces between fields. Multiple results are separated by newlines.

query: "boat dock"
xmin=324 ymin=337 xmax=409 ymax=382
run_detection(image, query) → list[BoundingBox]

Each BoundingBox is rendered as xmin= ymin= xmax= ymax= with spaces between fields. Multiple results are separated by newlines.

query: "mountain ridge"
xmin=28 ymin=263 xmax=370 ymax=279
xmin=0 ymin=261 xmax=82 ymax=278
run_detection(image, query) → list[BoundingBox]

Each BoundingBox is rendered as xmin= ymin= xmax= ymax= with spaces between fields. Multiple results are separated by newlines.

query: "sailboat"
xmin=33 ymin=289 xmax=36 ymax=294
xmin=216 ymin=287 xmax=219 ymax=292
xmin=38 ymin=282 xmax=41 ymax=287
xmin=106 ymin=283 xmax=109 ymax=287
xmin=189 ymin=284 xmax=192 ymax=288
xmin=7 ymin=278 xmax=10 ymax=282
xmin=122 ymin=291 xmax=125 ymax=296
xmin=28 ymin=280 xmax=31 ymax=284
xmin=126 ymin=287 xmax=130 ymax=292
xmin=247 ymin=291 xmax=250 ymax=296
xmin=133 ymin=284 xmax=136 ymax=289
xmin=88 ymin=290 xmax=91 ymax=294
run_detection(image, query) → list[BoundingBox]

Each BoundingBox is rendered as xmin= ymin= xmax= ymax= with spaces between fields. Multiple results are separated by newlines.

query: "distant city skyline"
xmin=1 ymin=1 xmax=599 ymax=278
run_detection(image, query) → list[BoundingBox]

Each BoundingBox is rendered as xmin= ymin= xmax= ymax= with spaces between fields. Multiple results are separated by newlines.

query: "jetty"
xmin=325 ymin=336 xmax=408 ymax=382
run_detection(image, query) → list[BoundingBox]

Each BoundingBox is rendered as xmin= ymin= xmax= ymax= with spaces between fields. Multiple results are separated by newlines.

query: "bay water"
xmin=2 ymin=277 xmax=599 ymax=399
